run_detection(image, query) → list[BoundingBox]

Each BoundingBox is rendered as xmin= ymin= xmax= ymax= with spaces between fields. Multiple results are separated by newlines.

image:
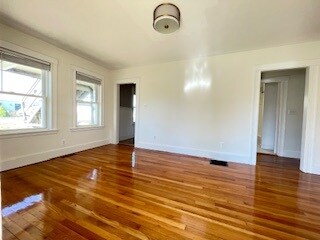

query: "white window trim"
xmin=71 ymin=65 xmax=104 ymax=131
xmin=0 ymin=40 xmax=58 ymax=138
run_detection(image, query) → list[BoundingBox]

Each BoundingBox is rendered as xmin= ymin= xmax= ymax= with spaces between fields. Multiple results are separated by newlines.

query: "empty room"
xmin=1 ymin=1 xmax=320 ymax=239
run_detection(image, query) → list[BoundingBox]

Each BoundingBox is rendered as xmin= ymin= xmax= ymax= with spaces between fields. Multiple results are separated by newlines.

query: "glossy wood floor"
xmin=2 ymin=145 xmax=320 ymax=239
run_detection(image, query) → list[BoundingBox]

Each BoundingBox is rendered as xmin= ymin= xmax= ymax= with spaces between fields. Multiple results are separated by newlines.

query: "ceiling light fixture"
xmin=153 ymin=3 xmax=180 ymax=34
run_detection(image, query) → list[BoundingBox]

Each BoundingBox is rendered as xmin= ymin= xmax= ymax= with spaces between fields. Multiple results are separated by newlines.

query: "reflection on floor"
xmin=119 ymin=138 xmax=134 ymax=146
xmin=2 ymin=145 xmax=320 ymax=239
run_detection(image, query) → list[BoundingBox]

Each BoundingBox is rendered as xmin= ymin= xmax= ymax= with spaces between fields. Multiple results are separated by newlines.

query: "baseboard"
xmin=119 ymin=135 xmax=134 ymax=141
xmin=310 ymin=164 xmax=320 ymax=175
xmin=280 ymin=150 xmax=301 ymax=159
xmin=261 ymin=144 xmax=274 ymax=150
xmin=1 ymin=139 xmax=109 ymax=171
xmin=136 ymin=142 xmax=251 ymax=165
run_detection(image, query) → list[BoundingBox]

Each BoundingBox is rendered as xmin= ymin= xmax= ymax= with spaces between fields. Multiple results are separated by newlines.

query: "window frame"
xmin=71 ymin=66 xmax=104 ymax=131
xmin=0 ymin=41 xmax=58 ymax=138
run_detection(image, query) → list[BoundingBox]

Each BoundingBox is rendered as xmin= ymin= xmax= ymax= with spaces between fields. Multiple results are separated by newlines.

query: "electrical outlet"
xmin=219 ymin=142 xmax=224 ymax=149
xmin=62 ymin=139 xmax=66 ymax=146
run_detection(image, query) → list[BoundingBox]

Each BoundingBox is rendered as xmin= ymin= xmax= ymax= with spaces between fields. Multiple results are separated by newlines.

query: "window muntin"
xmin=75 ymin=72 xmax=101 ymax=127
xmin=0 ymin=48 xmax=51 ymax=131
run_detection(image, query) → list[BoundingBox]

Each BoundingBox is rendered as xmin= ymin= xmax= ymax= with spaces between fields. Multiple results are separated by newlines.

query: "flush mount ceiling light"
xmin=153 ymin=3 xmax=180 ymax=34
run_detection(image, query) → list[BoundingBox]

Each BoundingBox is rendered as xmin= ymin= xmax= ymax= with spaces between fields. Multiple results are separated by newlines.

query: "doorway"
xmin=252 ymin=61 xmax=320 ymax=174
xmin=257 ymin=68 xmax=306 ymax=159
xmin=118 ymin=83 xmax=136 ymax=146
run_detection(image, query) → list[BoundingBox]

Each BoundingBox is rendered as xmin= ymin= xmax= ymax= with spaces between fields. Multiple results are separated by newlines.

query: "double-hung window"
xmin=0 ymin=47 xmax=52 ymax=132
xmin=75 ymin=71 xmax=102 ymax=127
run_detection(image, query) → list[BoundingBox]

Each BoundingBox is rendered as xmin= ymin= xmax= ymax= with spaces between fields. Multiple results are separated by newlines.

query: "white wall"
xmin=261 ymin=83 xmax=278 ymax=150
xmin=314 ymin=79 xmax=320 ymax=174
xmin=2 ymin=23 xmax=320 ymax=175
xmin=119 ymin=107 xmax=134 ymax=141
xmin=0 ymin=24 xmax=112 ymax=170
xmin=111 ymin=40 xmax=320 ymax=174
xmin=284 ymin=74 xmax=305 ymax=158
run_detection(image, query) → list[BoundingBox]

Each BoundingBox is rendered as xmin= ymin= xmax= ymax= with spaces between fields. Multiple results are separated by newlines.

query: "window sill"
xmin=0 ymin=129 xmax=59 ymax=139
xmin=70 ymin=126 xmax=105 ymax=132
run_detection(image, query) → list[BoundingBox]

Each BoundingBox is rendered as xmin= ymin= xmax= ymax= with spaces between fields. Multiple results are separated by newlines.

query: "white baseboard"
xmin=261 ymin=144 xmax=274 ymax=150
xmin=1 ymin=139 xmax=109 ymax=171
xmin=119 ymin=135 xmax=134 ymax=141
xmin=136 ymin=142 xmax=251 ymax=165
xmin=310 ymin=164 xmax=320 ymax=175
xmin=280 ymin=150 xmax=301 ymax=159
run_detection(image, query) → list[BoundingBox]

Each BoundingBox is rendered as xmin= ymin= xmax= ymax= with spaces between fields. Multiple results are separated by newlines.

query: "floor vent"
xmin=210 ymin=159 xmax=228 ymax=166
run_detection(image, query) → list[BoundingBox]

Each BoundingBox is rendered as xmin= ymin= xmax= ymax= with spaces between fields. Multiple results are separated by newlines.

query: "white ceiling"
xmin=1 ymin=0 xmax=320 ymax=69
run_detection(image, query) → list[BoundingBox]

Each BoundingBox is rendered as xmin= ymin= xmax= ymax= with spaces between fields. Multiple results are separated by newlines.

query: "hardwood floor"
xmin=2 ymin=145 xmax=320 ymax=239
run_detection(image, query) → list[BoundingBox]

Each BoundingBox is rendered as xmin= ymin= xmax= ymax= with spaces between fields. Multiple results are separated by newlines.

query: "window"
xmin=0 ymin=47 xmax=52 ymax=132
xmin=75 ymin=71 xmax=102 ymax=127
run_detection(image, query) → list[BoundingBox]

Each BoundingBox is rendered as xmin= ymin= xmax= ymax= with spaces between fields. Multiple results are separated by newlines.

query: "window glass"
xmin=0 ymin=94 xmax=44 ymax=130
xmin=0 ymin=50 xmax=50 ymax=131
xmin=76 ymin=103 xmax=98 ymax=126
xmin=2 ymin=63 xmax=43 ymax=96
xmin=75 ymin=72 xmax=101 ymax=126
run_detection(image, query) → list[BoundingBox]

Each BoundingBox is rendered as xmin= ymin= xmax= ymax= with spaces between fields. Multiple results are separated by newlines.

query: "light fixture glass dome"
xmin=153 ymin=3 xmax=180 ymax=34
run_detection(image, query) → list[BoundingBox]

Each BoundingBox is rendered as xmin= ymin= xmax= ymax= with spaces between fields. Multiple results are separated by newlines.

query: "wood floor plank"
xmin=61 ymin=199 xmax=149 ymax=240
xmin=2 ymin=144 xmax=320 ymax=239
xmin=3 ymin=227 xmax=19 ymax=240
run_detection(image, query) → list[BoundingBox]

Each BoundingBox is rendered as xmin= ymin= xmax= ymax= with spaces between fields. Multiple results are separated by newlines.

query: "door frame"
xmin=260 ymin=78 xmax=288 ymax=156
xmin=113 ymin=78 xmax=140 ymax=146
xmin=259 ymin=81 xmax=279 ymax=153
xmin=251 ymin=60 xmax=320 ymax=173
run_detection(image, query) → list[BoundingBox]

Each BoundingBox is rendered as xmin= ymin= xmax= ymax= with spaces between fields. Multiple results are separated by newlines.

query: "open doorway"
xmin=118 ymin=84 xmax=136 ymax=146
xmin=257 ymin=68 xmax=306 ymax=159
